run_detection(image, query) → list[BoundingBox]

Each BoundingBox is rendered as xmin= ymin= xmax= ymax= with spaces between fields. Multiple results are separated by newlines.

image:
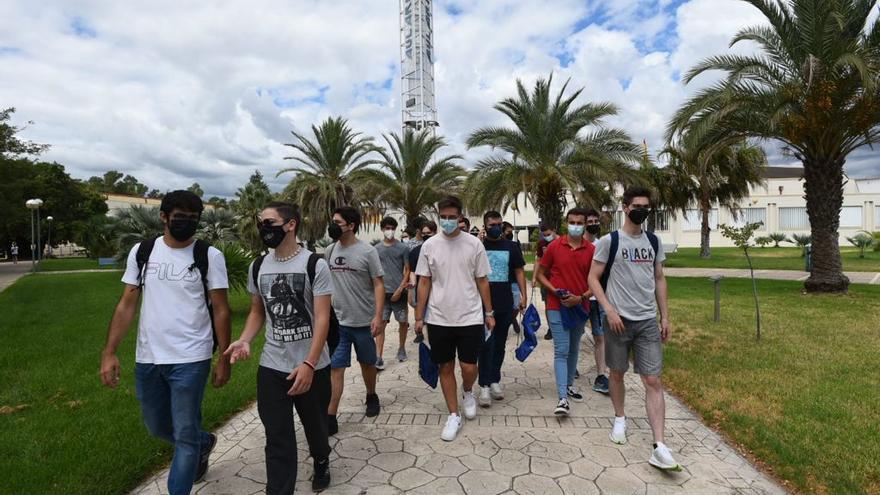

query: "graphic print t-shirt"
xmin=326 ymin=241 xmax=384 ymax=327
xmin=122 ymin=237 xmax=229 ymax=364
xmin=593 ymin=230 xmax=666 ymax=321
xmin=376 ymin=241 xmax=409 ymax=293
xmin=247 ymin=250 xmax=332 ymax=373
xmin=483 ymin=238 xmax=525 ymax=311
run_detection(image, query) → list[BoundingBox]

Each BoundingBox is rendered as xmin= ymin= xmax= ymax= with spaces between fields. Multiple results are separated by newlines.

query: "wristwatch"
xmin=484 ymin=310 xmax=495 ymax=318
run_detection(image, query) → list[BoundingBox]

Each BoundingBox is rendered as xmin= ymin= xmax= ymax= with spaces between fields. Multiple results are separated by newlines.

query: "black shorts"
xmin=427 ymin=324 xmax=483 ymax=365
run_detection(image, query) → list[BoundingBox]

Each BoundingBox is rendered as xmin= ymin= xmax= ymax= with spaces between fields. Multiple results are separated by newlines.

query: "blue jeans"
xmin=478 ymin=311 xmax=513 ymax=386
xmin=547 ymin=310 xmax=585 ymax=399
xmin=135 ymin=359 xmax=213 ymax=495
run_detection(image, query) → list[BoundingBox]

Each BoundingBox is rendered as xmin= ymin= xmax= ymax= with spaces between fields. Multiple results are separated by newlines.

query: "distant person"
xmin=584 ymin=209 xmax=610 ymax=395
xmin=532 ymin=223 xmax=557 ymax=340
xmin=10 ymin=242 xmax=18 ymax=264
xmin=407 ymin=220 xmax=437 ymax=343
xmin=375 ymin=216 xmax=412 ymax=365
xmin=225 ymin=201 xmax=333 ymax=493
xmin=502 ymin=221 xmax=523 ymax=335
xmin=100 ymin=190 xmax=231 ymax=495
xmin=588 ymin=186 xmax=680 ymax=471
xmin=416 ymin=196 xmax=494 ymax=441
xmin=458 ymin=216 xmax=470 ymax=234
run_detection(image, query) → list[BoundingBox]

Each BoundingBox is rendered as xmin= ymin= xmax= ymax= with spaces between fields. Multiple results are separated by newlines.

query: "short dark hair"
xmin=422 ymin=220 xmax=437 ymax=233
xmin=437 ymin=196 xmax=463 ymax=215
xmin=502 ymin=221 xmax=514 ymax=231
xmin=622 ymin=186 xmax=653 ymax=206
xmin=539 ymin=222 xmax=556 ymax=232
xmin=333 ymin=206 xmax=361 ymax=233
xmin=380 ymin=216 xmax=398 ymax=229
xmin=585 ymin=209 xmax=600 ymax=220
xmin=412 ymin=216 xmax=427 ymax=230
xmin=483 ymin=210 xmax=502 ymax=225
xmin=459 ymin=216 xmax=471 ymax=229
xmin=404 ymin=226 xmax=417 ymax=237
xmin=566 ymin=207 xmax=590 ymax=222
xmin=160 ymin=190 xmax=204 ymax=215
xmin=264 ymin=201 xmax=301 ymax=236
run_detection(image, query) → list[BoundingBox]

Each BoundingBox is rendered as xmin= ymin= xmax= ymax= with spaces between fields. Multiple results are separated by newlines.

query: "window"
xmin=876 ymin=206 xmax=880 ymax=228
xmin=779 ymin=207 xmax=809 ymax=230
xmin=839 ymin=206 xmax=862 ymax=228
xmin=683 ymin=209 xmax=718 ymax=231
xmin=610 ymin=211 xmax=624 ymax=230
xmin=732 ymin=208 xmax=767 ymax=228
xmin=653 ymin=210 xmax=670 ymax=231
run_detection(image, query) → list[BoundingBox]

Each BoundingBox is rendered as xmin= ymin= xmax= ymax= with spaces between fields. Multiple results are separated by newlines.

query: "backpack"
xmin=135 ymin=238 xmax=218 ymax=353
xmin=599 ymin=230 xmax=660 ymax=291
xmin=251 ymin=250 xmax=340 ymax=355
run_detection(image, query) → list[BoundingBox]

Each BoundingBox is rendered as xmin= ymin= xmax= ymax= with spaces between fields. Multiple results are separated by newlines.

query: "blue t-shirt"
xmin=483 ymin=238 xmax=525 ymax=311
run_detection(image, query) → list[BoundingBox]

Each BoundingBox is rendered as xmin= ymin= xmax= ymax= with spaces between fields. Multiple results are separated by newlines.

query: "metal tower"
xmin=399 ymin=0 xmax=439 ymax=131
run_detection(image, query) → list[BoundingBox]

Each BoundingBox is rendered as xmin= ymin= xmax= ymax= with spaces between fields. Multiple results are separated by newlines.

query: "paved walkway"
xmin=0 ymin=261 xmax=30 ymax=293
xmin=132 ymin=298 xmax=784 ymax=495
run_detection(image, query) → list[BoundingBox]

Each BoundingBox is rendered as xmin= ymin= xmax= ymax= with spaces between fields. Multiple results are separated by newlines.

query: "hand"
xmin=478 ymin=229 xmax=486 ymax=240
xmin=660 ymin=318 xmax=671 ymax=343
xmin=518 ymin=297 xmax=527 ymax=314
xmin=606 ymin=309 xmax=625 ymax=334
xmin=415 ymin=319 xmax=425 ymax=335
xmin=212 ymin=359 xmax=231 ymax=388
xmin=485 ymin=315 xmax=496 ymax=331
xmin=390 ymin=286 xmax=404 ymax=303
xmin=223 ymin=340 xmax=251 ymax=364
xmin=560 ymin=294 xmax=581 ymax=308
xmin=371 ymin=316 xmax=385 ymax=337
xmin=286 ymin=364 xmax=315 ymax=396
xmin=100 ymin=352 xmax=121 ymax=389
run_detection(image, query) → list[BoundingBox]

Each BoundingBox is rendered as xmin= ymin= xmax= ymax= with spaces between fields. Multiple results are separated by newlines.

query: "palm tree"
xmin=233 ymin=171 xmax=275 ymax=254
xmin=356 ymin=130 xmax=465 ymax=228
xmin=198 ymin=208 xmax=238 ymax=244
xmin=668 ymin=0 xmax=880 ymax=292
xmin=662 ymin=135 xmax=767 ymax=258
xmin=113 ymin=205 xmax=164 ymax=259
xmin=279 ymin=117 xmax=378 ymax=244
xmin=466 ymin=74 xmax=641 ymax=228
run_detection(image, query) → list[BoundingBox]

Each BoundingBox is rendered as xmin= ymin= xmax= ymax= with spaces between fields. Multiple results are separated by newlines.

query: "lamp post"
xmin=25 ymin=199 xmax=44 ymax=272
xmin=46 ymin=216 xmax=54 ymax=258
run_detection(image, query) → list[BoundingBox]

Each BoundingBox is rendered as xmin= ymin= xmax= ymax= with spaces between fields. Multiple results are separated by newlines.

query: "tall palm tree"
xmin=668 ymin=0 xmax=880 ymax=293
xmin=113 ymin=205 xmax=164 ymax=259
xmin=198 ymin=208 xmax=238 ymax=244
xmin=466 ymin=74 xmax=641 ymax=228
xmin=357 ymin=130 xmax=465 ymax=228
xmin=233 ymin=171 xmax=275 ymax=254
xmin=279 ymin=117 xmax=378 ymax=244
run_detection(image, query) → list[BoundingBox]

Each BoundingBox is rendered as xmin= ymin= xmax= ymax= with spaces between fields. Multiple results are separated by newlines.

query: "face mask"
xmin=568 ymin=224 xmax=585 ymax=238
xmin=504 ymin=232 xmax=514 ymax=241
xmin=383 ymin=229 xmax=395 ymax=240
xmin=628 ymin=208 xmax=650 ymax=225
xmin=328 ymin=223 xmax=343 ymax=241
xmin=439 ymin=219 xmax=458 ymax=236
xmin=168 ymin=218 xmax=198 ymax=242
xmin=422 ymin=234 xmax=433 ymax=241
xmin=487 ymin=226 xmax=503 ymax=239
xmin=259 ymin=223 xmax=287 ymax=249
xmin=542 ymin=234 xmax=555 ymax=242
xmin=586 ymin=224 xmax=601 ymax=236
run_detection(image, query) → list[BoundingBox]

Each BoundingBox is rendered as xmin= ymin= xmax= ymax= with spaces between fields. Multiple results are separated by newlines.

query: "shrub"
xmin=846 ymin=232 xmax=875 ymax=259
xmin=768 ymin=232 xmax=789 ymax=248
xmin=754 ymin=236 xmax=772 ymax=248
xmin=791 ymin=234 xmax=812 ymax=257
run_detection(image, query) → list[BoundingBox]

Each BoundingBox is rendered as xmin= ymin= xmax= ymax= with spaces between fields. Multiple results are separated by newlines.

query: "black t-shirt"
xmin=483 ymin=238 xmax=526 ymax=311
xmin=408 ymin=244 xmax=423 ymax=299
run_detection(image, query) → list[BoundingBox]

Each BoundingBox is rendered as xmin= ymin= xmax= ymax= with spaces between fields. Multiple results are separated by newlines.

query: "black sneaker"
xmin=375 ymin=358 xmax=385 ymax=371
xmin=195 ymin=432 xmax=217 ymax=482
xmin=554 ymin=398 xmax=570 ymax=416
xmin=365 ymin=393 xmax=380 ymax=417
xmin=567 ymin=386 xmax=584 ymax=402
xmin=544 ymin=331 xmax=553 ymax=340
xmin=327 ymin=414 xmax=338 ymax=436
xmin=592 ymin=374 xmax=610 ymax=395
xmin=413 ymin=332 xmax=424 ymax=344
xmin=311 ymin=457 xmax=331 ymax=492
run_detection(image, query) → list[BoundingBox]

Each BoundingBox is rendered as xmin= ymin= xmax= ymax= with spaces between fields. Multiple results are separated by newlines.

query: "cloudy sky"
xmin=2 ymin=0 xmax=878 ymax=198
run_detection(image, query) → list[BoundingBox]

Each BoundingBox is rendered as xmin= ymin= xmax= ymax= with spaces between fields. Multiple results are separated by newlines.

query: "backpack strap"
xmin=600 ymin=231 xmax=619 ymax=291
xmin=191 ymin=240 xmax=218 ymax=353
xmin=251 ymin=254 xmax=266 ymax=291
xmin=307 ymin=252 xmax=320 ymax=285
xmin=135 ymin=238 xmax=157 ymax=289
xmin=646 ymin=231 xmax=660 ymax=272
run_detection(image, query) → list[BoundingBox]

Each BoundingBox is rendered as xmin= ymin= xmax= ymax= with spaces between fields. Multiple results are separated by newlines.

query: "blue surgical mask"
xmin=439 ymin=219 xmax=458 ymax=236
xmin=568 ymin=224 xmax=585 ymax=237
xmin=543 ymin=234 xmax=555 ymax=242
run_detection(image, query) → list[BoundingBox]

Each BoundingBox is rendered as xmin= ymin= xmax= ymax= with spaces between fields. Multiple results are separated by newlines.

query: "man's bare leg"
xmin=359 ymin=363 xmax=377 ymax=395
xmin=641 ymin=374 xmax=666 ymax=443
xmin=594 ymin=334 xmax=607 ymax=375
xmin=328 ymin=368 xmax=345 ymax=415
xmin=609 ymin=370 xmax=626 ymax=417
xmin=375 ymin=324 xmax=387 ymax=360
xmin=438 ymin=361 xmax=459 ymax=413
xmin=460 ymin=362 xmax=477 ymax=392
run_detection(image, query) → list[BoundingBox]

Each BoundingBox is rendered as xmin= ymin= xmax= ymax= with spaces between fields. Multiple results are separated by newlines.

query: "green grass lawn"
xmin=664 ymin=277 xmax=880 ymax=494
xmin=665 ymin=246 xmax=880 ymax=272
xmin=0 ymin=273 xmax=262 ymax=495
xmin=39 ymin=257 xmax=121 ymax=271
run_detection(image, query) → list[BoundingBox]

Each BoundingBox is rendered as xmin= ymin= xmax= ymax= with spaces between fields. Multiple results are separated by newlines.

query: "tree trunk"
xmin=537 ymin=198 xmax=564 ymax=231
xmin=699 ymin=198 xmax=711 ymax=258
xmin=802 ymin=155 xmax=849 ymax=293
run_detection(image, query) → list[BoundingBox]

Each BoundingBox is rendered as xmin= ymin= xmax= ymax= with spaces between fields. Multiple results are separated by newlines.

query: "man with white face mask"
xmin=375 ymin=216 xmax=411 ymax=367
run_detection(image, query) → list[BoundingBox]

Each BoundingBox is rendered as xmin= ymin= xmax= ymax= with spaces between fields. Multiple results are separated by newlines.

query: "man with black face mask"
xmin=584 ymin=209 xmax=610 ymax=396
xmin=101 ymin=190 xmax=231 ymax=495
xmin=588 ymin=186 xmax=679 ymax=472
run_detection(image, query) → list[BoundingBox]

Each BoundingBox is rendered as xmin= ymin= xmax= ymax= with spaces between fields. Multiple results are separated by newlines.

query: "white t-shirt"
xmin=122 ymin=237 xmax=229 ymax=364
xmin=416 ymin=231 xmax=490 ymax=326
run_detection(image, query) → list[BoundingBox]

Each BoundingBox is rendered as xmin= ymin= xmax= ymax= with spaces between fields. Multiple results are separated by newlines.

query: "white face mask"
xmin=383 ymin=229 xmax=395 ymax=240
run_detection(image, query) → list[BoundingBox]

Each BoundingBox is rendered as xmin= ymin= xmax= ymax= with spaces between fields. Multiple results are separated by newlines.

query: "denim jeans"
xmin=478 ymin=311 xmax=513 ymax=386
xmin=547 ymin=310 xmax=585 ymax=399
xmin=135 ymin=359 xmax=212 ymax=495
xmin=588 ymin=300 xmax=606 ymax=336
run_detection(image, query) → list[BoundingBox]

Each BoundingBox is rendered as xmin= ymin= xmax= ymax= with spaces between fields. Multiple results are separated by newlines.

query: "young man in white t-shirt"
xmin=100 ymin=191 xmax=231 ymax=495
xmin=415 ymin=196 xmax=495 ymax=442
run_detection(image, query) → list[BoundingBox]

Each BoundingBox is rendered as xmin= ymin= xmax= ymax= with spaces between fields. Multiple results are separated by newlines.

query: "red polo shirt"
xmin=539 ymin=235 xmax=594 ymax=310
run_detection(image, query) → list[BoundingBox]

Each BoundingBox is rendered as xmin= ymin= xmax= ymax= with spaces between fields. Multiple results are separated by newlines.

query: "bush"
xmin=846 ymin=232 xmax=875 ymax=259
xmin=214 ymin=242 xmax=254 ymax=293
xmin=768 ymin=232 xmax=789 ymax=247
xmin=755 ymin=236 xmax=772 ymax=248
xmin=791 ymin=234 xmax=812 ymax=257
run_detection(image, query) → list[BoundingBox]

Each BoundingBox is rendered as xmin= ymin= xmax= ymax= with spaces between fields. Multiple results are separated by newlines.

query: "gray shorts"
xmin=604 ymin=317 xmax=663 ymax=376
xmin=382 ymin=292 xmax=409 ymax=323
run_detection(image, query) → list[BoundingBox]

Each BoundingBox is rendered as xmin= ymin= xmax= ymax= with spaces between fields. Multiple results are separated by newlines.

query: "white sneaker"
xmin=609 ymin=417 xmax=627 ymax=445
xmin=478 ymin=387 xmax=491 ymax=407
xmin=489 ymin=382 xmax=504 ymax=400
xmin=649 ymin=442 xmax=682 ymax=471
xmin=462 ymin=390 xmax=478 ymax=419
xmin=441 ymin=413 xmax=462 ymax=441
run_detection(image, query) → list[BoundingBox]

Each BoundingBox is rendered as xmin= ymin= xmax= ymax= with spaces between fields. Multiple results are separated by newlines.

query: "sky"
xmin=1 ymin=0 xmax=878 ymax=199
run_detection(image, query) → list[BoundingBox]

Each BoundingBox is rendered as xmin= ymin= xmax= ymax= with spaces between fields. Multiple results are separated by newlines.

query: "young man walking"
xmin=326 ymin=206 xmax=384 ymax=432
xmin=535 ymin=208 xmax=594 ymax=416
xmin=375 ymin=216 xmax=411 ymax=366
xmin=225 ymin=201 xmax=332 ymax=493
xmin=477 ymin=211 xmax=526 ymax=407
xmin=584 ymin=209 xmax=610 ymax=395
xmin=11 ymin=242 xmax=18 ymax=263
xmin=415 ymin=196 xmax=494 ymax=441
xmin=532 ymin=223 xmax=557 ymax=340
xmin=587 ymin=186 xmax=680 ymax=471
xmin=407 ymin=220 xmax=437 ymax=343
xmin=100 ymin=190 xmax=231 ymax=495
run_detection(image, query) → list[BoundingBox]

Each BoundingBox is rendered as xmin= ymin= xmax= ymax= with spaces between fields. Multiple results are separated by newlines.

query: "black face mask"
xmin=487 ymin=226 xmax=503 ymax=239
xmin=628 ymin=208 xmax=650 ymax=225
xmin=259 ymin=223 xmax=287 ymax=249
xmin=504 ymin=232 xmax=514 ymax=241
xmin=168 ymin=218 xmax=198 ymax=242
xmin=328 ymin=223 xmax=343 ymax=241
xmin=422 ymin=234 xmax=432 ymax=241
xmin=586 ymin=224 xmax=601 ymax=236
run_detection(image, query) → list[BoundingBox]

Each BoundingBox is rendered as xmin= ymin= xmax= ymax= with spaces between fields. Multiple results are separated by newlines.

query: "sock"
xmin=654 ymin=441 xmax=666 ymax=450
xmin=614 ymin=416 xmax=626 ymax=425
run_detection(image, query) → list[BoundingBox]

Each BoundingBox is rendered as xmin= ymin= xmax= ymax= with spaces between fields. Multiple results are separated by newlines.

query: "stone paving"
xmin=132 ymin=299 xmax=786 ymax=495
xmin=0 ymin=261 xmax=29 ymax=293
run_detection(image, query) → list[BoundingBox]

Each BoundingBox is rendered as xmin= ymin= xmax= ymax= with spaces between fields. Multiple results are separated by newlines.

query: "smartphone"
xmin=555 ymin=289 xmax=570 ymax=298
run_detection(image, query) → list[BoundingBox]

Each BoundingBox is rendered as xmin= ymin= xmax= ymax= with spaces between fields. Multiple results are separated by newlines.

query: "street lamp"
xmin=25 ymin=199 xmax=43 ymax=272
xmin=46 ymin=216 xmax=54 ymax=258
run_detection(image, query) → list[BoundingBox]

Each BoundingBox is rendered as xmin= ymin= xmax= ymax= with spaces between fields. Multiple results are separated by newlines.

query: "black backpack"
xmin=135 ymin=238 xmax=218 ymax=353
xmin=251 ymin=251 xmax=340 ymax=355
xmin=599 ymin=230 xmax=660 ymax=291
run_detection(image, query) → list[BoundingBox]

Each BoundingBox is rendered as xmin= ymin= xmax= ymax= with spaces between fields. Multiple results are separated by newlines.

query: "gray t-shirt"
xmin=593 ymin=230 xmax=666 ymax=321
xmin=247 ymin=249 xmax=333 ymax=373
xmin=326 ymin=240 xmax=384 ymax=327
xmin=376 ymin=240 xmax=409 ymax=293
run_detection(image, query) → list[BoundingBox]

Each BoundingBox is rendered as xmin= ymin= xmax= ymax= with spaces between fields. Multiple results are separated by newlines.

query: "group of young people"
xmin=99 ymin=185 xmax=679 ymax=495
